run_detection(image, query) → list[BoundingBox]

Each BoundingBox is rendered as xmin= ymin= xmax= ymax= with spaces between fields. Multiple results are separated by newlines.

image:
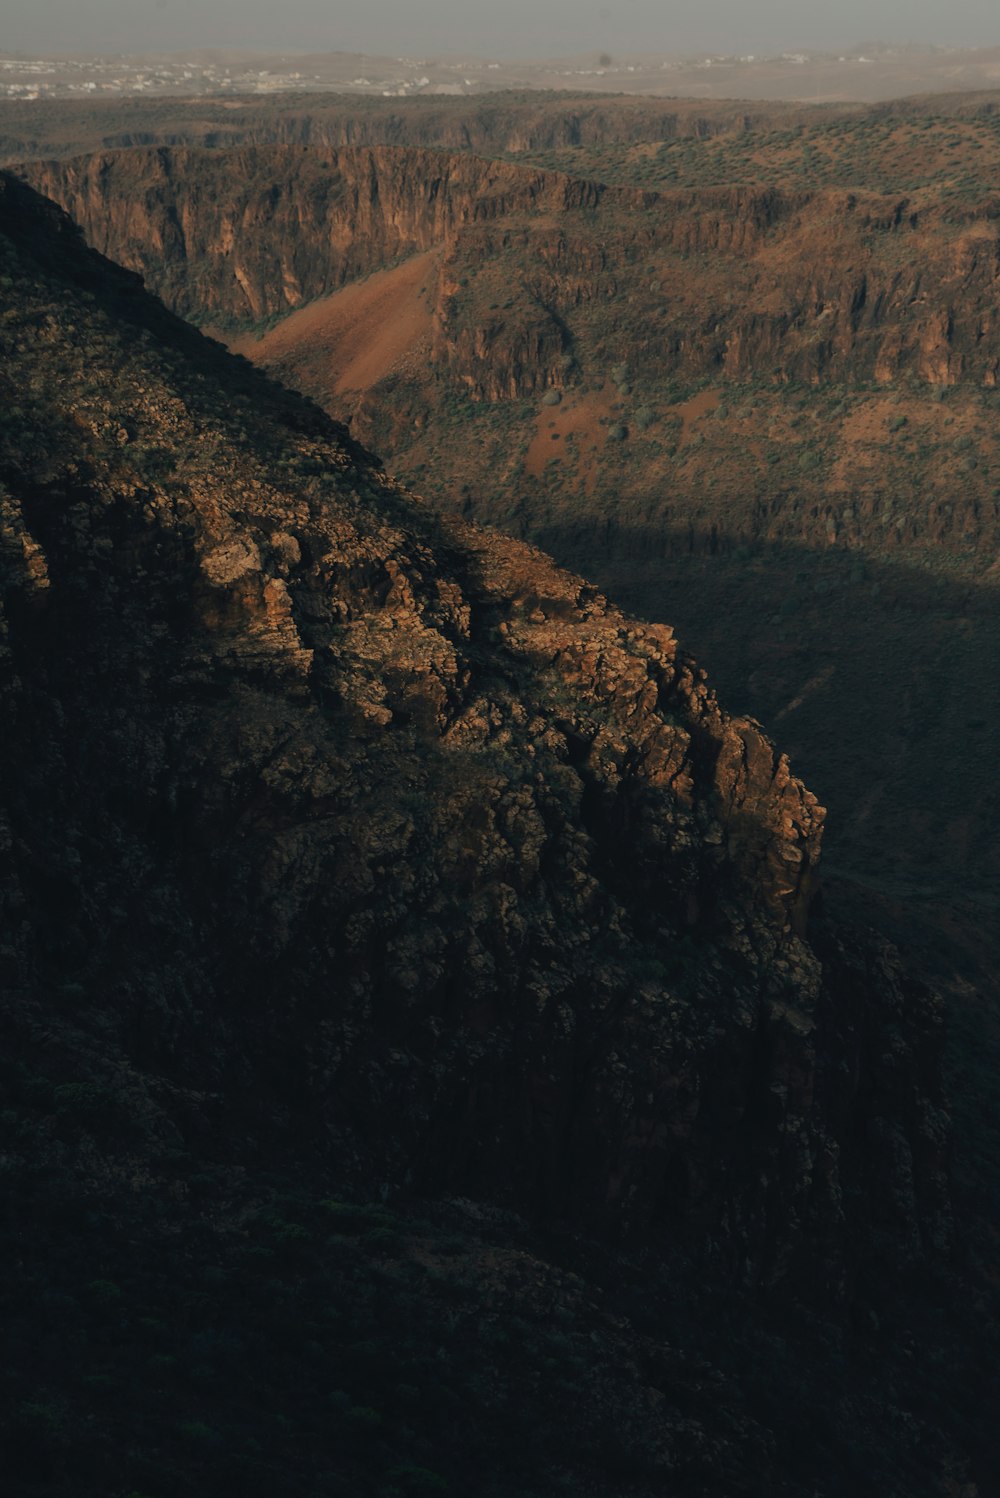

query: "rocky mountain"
xmin=18 ymin=132 xmax=1000 ymax=926
xmin=0 ymin=171 xmax=991 ymax=1495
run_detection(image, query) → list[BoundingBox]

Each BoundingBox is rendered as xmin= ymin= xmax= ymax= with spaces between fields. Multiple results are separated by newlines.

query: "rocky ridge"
xmin=0 ymin=172 xmax=977 ymax=1495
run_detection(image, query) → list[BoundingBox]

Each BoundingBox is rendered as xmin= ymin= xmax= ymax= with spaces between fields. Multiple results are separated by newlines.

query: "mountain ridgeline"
xmin=0 ymin=169 xmax=990 ymax=1495
xmin=0 ymin=91 xmax=868 ymax=173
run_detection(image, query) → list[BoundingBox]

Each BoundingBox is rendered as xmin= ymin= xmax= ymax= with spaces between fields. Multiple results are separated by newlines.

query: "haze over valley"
xmin=6 ymin=40 xmax=1000 ymax=104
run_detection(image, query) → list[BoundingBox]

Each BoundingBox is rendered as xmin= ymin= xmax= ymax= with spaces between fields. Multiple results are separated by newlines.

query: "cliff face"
xmin=21 ymin=143 xmax=1000 ymax=394
xmin=20 ymin=145 xmax=603 ymax=318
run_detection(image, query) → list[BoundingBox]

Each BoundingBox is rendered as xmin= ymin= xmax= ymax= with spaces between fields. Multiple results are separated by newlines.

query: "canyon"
xmin=26 ymin=141 xmax=1000 ymax=392
xmin=3 ymin=91 xmax=1000 ymax=1496
xmin=17 ymin=129 xmax=1000 ymax=923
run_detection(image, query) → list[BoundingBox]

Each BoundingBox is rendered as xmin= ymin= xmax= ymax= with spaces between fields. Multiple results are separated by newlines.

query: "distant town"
xmin=1 ymin=43 xmax=998 ymax=105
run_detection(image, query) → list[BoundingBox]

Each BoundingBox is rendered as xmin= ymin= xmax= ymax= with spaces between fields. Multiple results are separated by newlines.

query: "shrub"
xmin=322 ymin=1200 xmax=397 ymax=1234
xmin=363 ymin=1225 xmax=404 ymax=1256
xmin=87 ymin=1279 xmax=123 ymax=1303
xmin=385 ymin=1465 xmax=449 ymax=1495
xmin=129 ymin=443 xmax=177 ymax=479
xmin=178 ymin=1421 xmax=218 ymax=1443
xmin=54 ymin=1083 xmax=119 ymax=1120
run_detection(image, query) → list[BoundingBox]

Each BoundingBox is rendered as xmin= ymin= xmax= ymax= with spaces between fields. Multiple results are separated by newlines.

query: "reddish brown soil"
xmin=524 ymin=387 xmax=617 ymax=492
xmin=676 ymin=388 xmax=722 ymax=445
xmin=228 ymin=248 xmax=439 ymax=404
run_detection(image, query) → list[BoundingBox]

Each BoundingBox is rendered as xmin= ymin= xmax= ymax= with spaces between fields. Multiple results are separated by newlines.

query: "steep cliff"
xmin=22 ymin=143 xmax=1000 ymax=392
xmin=19 ymin=145 xmax=602 ymax=321
xmin=0 ymin=171 xmax=981 ymax=1496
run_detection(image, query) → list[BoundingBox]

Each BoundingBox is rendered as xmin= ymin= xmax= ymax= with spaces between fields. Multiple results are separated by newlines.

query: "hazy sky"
xmin=4 ymin=0 xmax=1000 ymax=59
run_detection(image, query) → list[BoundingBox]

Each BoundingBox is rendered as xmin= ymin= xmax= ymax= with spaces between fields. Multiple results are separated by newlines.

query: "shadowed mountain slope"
xmin=19 ymin=139 xmax=1000 ymax=924
xmin=0 ymin=171 xmax=994 ymax=1497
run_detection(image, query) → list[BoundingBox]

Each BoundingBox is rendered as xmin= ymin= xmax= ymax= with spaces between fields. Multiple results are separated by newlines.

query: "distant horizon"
xmin=3 ymin=38 xmax=1000 ymax=64
xmin=4 ymin=0 xmax=1000 ymax=64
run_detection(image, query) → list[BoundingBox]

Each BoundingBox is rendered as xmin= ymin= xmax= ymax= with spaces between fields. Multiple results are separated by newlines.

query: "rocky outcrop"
xmin=7 ymin=155 xmax=994 ymax=1498
xmin=0 ymin=171 xmax=951 ymax=1291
